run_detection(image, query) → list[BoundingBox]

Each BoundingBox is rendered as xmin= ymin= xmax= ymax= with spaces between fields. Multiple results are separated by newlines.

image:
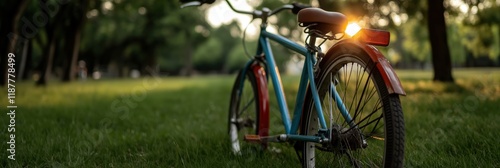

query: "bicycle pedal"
xmin=244 ymin=134 xmax=261 ymax=142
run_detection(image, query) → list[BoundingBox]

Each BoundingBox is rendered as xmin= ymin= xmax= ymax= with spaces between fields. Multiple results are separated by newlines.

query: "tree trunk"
xmin=141 ymin=16 xmax=157 ymax=76
xmin=61 ymin=26 xmax=77 ymax=82
xmin=18 ymin=39 xmax=29 ymax=79
xmin=427 ymin=0 xmax=454 ymax=82
xmin=142 ymin=42 xmax=157 ymax=76
xmin=62 ymin=27 xmax=83 ymax=82
xmin=498 ymin=30 xmax=500 ymax=67
xmin=62 ymin=22 xmax=84 ymax=81
xmin=36 ymin=31 xmax=56 ymax=86
xmin=0 ymin=0 xmax=29 ymax=86
xmin=87 ymin=52 xmax=95 ymax=78
xmin=180 ymin=43 xmax=193 ymax=76
xmin=21 ymin=40 xmax=32 ymax=80
xmin=62 ymin=0 xmax=87 ymax=82
xmin=36 ymin=0 xmax=66 ymax=85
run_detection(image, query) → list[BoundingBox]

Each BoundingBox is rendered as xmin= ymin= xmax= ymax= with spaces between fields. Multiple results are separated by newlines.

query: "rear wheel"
xmin=228 ymin=65 xmax=268 ymax=154
xmin=301 ymin=45 xmax=405 ymax=167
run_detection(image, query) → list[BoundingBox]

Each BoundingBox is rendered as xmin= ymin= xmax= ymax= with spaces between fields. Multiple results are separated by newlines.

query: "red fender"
xmin=325 ymin=39 xmax=406 ymax=95
xmin=250 ymin=64 xmax=270 ymax=144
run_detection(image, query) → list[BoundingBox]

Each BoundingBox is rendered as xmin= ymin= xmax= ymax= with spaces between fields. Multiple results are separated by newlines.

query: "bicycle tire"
xmin=300 ymin=44 xmax=405 ymax=167
xmin=228 ymin=64 xmax=269 ymax=154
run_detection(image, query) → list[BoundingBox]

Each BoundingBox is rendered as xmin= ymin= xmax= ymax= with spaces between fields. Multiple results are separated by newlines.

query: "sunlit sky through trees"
xmin=204 ymin=0 xmax=500 ymax=31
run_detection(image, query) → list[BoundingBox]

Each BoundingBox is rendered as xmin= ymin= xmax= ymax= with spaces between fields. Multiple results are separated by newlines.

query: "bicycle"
xmin=181 ymin=0 xmax=406 ymax=167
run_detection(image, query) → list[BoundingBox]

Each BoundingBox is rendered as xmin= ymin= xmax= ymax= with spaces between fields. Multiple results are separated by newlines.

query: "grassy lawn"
xmin=1 ymin=69 xmax=499 ymax=167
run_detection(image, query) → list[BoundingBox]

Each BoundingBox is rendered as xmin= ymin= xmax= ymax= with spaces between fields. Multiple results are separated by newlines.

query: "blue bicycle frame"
xmin=240 ymin=26 xmax=354 ymax=142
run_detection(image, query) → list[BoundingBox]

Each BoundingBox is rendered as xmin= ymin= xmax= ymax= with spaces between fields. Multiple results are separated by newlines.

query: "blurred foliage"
xmin=79 ymin=0 xmax=210 ymax=75
xmin=461 ymin=24 xmax=500 ymax=59
xmin=193 ymin=37 xmax=223 ymax=71
xmin=251 ymin=0 xmax=499 ymax=69
xmin=339 ymin=0 xmax=499 ymax=67
xmin=402 ymin=18 xmax=431 ymax=63
xmin=3 ymin=0 xmax=500 ymax=81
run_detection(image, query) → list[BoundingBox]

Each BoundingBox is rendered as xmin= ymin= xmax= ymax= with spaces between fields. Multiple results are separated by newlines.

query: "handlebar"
xmin=291 ymin=3 xmax=312 ymax=14
xmin=180 ymin=0 xmax=311 ymax=19
xmin=180 ymin=0 xmax=215 ymax=8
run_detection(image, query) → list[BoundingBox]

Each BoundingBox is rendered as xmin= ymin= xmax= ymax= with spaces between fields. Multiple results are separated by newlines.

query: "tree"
xmin=62 ymin=0 xmax=89 ymax=82
xmin=458 ymin=0 xmax=500 ymax=66
xmin=36 ymin=0 xmax=66 ymax=86
xmin=333 ymin=0 xmax=454 ymax=81
xmin=427 ymin=0 xmax=454 ymax=82
xmin=35 ymin=18 xmax=57 ymax=85
xmin=402 ymin=18 xmax=431 ymax=68
xmin=0 ymin=0 xmax=29 ymax=86
xmin=78 ymin=0 xmax=209 ymax=77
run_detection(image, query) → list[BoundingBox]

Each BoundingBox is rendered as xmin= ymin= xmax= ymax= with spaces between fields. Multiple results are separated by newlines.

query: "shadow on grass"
xmin=403 ymin=80 xmax=466 ymax=94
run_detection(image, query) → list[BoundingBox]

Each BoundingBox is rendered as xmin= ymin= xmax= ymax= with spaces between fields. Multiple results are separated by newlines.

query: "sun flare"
xmin=345 ymin=22 xmax=362 ymax=37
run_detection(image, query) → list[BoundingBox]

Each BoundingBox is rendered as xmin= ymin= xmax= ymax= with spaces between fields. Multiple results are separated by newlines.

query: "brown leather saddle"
xmin=297 ymin=8 xmax=348 ymax=35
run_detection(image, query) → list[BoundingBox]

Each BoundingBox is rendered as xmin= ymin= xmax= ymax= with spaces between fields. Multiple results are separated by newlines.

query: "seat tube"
xmin=306 ymin=51 xmax=328 ymax=129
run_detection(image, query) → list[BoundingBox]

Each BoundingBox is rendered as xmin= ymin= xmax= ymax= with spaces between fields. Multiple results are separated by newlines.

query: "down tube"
xmin=259 ymin=36 xmax=291 ymax=134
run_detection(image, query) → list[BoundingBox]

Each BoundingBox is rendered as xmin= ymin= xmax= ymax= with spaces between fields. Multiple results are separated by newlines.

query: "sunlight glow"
xmin=205 ymin=0 xmax=284 ymax=39
xmin=138 ymin=7 xmax=146 ymax=15
xmin=377 ymin=18 xmax=389 ymax=27
xmin=391 ymin=13 xmax=402 ymax=26
xmin=206 ymin=0 xmax=256 ymax=36
xmin=470 ymin=6 xmax=478 ymax=14
xmin=345 ymin=23 xmax=362 ymax=37
xmin=103 ymin=1 xmax=113 ymax=11
xmin=459 ymin=4 xmax=469 ymax=13
xmin=206 ymin=1 xmax=252 ymax=27
xmin=86 ymin=9 xmax=99 ymax=19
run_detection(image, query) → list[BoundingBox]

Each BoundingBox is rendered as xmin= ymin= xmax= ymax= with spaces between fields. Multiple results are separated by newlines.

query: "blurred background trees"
xmin=1 ymin=0 xmax=499 ymax=85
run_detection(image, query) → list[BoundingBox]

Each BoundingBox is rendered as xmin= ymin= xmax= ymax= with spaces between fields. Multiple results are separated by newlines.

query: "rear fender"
xmin=325 ymin=39 xmax=406 ymax=95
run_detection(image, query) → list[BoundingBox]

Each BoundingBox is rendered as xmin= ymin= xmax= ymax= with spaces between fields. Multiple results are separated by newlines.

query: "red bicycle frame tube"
xmin=250 ymin=64 xmax=270 ymax=142
xmin=326 ymin=39 xmax=406 ymax=95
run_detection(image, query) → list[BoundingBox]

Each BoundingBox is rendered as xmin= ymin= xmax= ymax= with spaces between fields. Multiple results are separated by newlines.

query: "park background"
xmin=0 ymin=0 xmax=499 ymax=167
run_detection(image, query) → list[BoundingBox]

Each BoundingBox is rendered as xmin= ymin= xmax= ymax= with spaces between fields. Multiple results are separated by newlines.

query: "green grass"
xmin=1 ymin=69 xmax=500 ymax=167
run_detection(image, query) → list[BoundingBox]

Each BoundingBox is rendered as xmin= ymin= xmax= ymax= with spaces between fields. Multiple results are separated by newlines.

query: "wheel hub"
xmin=234 ymin=117 xmax=255 ymax=130
xmin=329 ymin=124 xmax=367 ymax=152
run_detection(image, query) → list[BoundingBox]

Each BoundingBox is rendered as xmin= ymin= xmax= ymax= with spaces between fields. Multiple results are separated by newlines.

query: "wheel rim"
xmin=305 ymin=57 xmax=387 ymax=167
xmin=229 ymin=74 xmax=258 ymax=154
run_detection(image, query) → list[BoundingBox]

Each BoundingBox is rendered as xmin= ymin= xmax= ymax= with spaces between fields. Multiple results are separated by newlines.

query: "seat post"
xmin=307 ymin=34 xmax=317 ymax=52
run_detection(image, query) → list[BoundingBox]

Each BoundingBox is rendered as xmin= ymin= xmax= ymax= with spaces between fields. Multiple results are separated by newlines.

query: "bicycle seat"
xmin=297 ymin=8 xmax=347 ymax=34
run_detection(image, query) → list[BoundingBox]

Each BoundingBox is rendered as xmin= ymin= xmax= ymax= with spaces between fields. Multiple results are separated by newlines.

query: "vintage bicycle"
xmin=181 ymin=0 xmax=405 ymax=167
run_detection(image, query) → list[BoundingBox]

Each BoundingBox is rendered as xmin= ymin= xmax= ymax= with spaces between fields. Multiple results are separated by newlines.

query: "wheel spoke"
xmin=358 ymin=113 xmax=383 ymax=131
xmin=361 ymin=98 xmax=384 ymax=133
xmin=302 ymin=55 xmax=404 ymax=167
xmin=343 ymin=100 xmax=383 ymax=133
xmin=237 ymin=97 xmax=255 ymax=117
xmin=352 ymin=64 xmax=376 ymax=123
xmin=351 ymin=86 xmax=379 ymax=123
xmin=348 ymin=64 xmax=366 ymax=119
xmin=345 ymin=150 xmax=362 ymax=168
